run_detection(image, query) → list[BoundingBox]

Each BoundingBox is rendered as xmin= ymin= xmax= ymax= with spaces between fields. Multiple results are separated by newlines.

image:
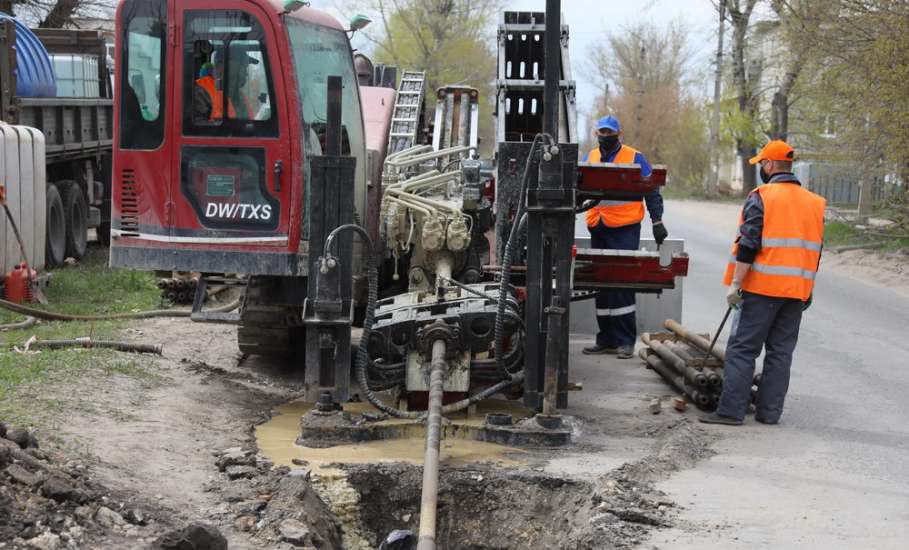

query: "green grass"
xmin=0 ymin=244 xmax=163 ymax=338
xmin=824 ymin=220 xmax=909 ymax=251
xmin=0 ymin=244 xmax=166 ymax=425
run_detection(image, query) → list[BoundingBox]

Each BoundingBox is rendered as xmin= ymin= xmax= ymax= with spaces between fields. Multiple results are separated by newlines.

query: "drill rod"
xmin=417 ymin=338 xmax=448 ymax=550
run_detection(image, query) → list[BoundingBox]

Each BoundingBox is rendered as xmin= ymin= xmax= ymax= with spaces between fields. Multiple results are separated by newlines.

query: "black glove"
xmin=653 ymin=221 xmax=668 ymax=245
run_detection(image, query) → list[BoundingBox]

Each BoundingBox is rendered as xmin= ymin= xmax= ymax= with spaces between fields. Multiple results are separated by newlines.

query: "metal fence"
xmin=794 ymin=162 xmax=903 ymax=205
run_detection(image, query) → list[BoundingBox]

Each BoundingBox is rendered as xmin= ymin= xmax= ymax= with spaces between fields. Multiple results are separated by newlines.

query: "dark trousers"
xmin=589 ymin=221 xmax=640 ymax=347
xmin=717 ymin=291 xmax=804 ymax=422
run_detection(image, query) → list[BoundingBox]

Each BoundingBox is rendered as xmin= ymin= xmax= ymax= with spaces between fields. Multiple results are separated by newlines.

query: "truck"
xmin=0 ymin=14 xmax=114 ymax=269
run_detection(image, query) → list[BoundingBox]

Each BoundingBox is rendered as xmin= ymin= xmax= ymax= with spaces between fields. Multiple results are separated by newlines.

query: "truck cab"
xmin=111 ymin=0 xmax=367 ymax=277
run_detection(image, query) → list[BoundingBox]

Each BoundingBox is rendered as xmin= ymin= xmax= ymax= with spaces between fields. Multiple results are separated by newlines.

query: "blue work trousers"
xmin=717 ymin=291 xmax=804 ymax=422
xmin=589 ymin=221 xmax=640 ymax=348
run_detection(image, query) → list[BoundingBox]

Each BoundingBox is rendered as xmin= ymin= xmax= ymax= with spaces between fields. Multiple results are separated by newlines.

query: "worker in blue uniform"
xmin=582 ymin=116 xmax=667 ymax=358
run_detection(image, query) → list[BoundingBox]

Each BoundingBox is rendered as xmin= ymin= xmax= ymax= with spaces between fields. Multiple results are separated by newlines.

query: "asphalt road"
xmin=639 ymin=200 xmax=909 ymax=549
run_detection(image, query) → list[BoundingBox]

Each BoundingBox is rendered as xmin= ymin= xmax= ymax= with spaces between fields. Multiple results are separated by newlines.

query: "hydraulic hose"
xmin=333 ymin=221 xmax=525 ymax=420
xmin=0 ymin=297 xmax=241 ymax=322
xmin=494 ymin=133 xmax=552 ymax=379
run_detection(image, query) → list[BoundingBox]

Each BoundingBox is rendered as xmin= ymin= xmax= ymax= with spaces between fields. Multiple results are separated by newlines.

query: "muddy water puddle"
xmin=256 ymin=399 xmax=530 ymax=471
xmin=257 ymin=399 xmax=534 ymax=549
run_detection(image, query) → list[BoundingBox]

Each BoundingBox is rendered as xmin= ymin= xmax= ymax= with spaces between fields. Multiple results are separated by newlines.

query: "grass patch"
xmin=0 ymin=244 xmax=164 ymax=341
xmin=824 ymin=221 xmax=909 ymax=251
xmin=0 ymin=244 xmax=168 ymax=427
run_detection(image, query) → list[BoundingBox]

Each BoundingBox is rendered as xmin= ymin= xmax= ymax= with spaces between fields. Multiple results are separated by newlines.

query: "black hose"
xmin=0 ymin=297 xmax=241 ymax=322
xmin=334 ymin=221 xmax=526 ymax=420
xmin=494 ymin=133 xmax=553 ymax=380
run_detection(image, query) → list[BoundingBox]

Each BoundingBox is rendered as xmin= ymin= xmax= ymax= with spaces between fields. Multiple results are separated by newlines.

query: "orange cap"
xmin=749 ymin=140 xmax=795 ymax=165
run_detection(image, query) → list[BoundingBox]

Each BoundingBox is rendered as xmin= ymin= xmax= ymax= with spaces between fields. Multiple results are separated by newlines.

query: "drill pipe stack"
xmin=157 ymin=277 xmax=199 ymax=305
xmin=640 ymin=321 xmax=761 ymax=411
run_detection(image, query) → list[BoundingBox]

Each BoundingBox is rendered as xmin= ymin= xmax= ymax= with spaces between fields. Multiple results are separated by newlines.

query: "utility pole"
xmin=602 ymin=82 xmax=609 ymax=115
xmin=708 ymin=0 xmax=727 ymax=195
xmin=0 ymin=1 xmax=13 ymax=16
xmin=635 ymin=43 xmax=645 ymax=144
xmin=857 ymin=115 xmax=873 ymax=222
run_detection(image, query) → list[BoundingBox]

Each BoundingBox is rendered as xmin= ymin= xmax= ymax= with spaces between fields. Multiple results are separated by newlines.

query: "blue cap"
xmin=596 ymin=115 xmax=621 ymax=133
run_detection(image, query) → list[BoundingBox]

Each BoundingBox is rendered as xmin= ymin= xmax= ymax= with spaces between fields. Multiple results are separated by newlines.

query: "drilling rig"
xmin=111 ymin=1 xmax=688 ymax=546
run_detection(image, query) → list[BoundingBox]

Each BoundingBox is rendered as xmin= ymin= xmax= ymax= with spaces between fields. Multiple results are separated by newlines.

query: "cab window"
xmin=119 ymin=0 xmax=166 ymax=150
xmin=183 ymin=10 xmax=277 ymax=137
xmin=285 ymin=18 xmax=366 ymax=237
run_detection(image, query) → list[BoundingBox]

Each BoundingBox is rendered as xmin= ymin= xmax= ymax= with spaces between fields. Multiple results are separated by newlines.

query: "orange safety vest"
xmin=195 ymin=76 xmax=237 ymax=120
xmin=723 ymin=182 xmax=826 ymax=300
xmin=585 ymin=145 xmax=647 ymax=228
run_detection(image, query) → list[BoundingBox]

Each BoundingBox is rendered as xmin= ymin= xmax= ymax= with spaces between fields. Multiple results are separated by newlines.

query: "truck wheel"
xmin=63 ymin=184 xmax=88 ymax=260
xmin=45 ymin=183 xmax=66 ymax=268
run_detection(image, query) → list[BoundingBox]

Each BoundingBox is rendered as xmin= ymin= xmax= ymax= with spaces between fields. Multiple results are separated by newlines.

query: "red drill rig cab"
xmin=111 ymin=0 xmax=379 ymax=356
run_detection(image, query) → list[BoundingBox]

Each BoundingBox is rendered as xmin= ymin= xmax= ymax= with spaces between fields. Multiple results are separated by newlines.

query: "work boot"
xmin=582 ymin=344 xmax=618 ymax=355
xmin=617 ymin=345 xmax=635 ymax=359
xmin=698 ymin=412 xmax=743 ymax=426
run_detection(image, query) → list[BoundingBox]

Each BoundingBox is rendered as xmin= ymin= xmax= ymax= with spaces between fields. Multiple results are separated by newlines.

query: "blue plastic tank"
xmin=0 ymin=13 xmax=56 ymax=98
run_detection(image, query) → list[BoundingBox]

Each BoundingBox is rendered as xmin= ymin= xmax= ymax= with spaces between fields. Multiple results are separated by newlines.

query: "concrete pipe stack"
xmin=638 ymin=319 xmax=760 ymax=412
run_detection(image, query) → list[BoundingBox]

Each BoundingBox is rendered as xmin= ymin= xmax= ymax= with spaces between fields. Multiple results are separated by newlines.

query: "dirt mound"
xmin=0 ymin=422 xmax=157 ymax=549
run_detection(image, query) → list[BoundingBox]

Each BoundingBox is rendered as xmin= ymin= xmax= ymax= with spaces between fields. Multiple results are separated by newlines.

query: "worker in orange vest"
xmin=582 ymin=115 xmax=667 ymax=359
xmin=701 ymin=140 xmax=826 ymax=426
xmin=193 ymin=62 xmax=237 ymax=121
xmin=194 ymin=56 xmax=258 ymax=122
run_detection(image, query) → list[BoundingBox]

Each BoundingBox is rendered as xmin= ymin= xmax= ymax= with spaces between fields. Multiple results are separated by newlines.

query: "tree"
xmin=587 ymin=21 xmax=710 ymax=190
xmin=786 ymin=0 xmax=909 ymax=195
xmin=5 ymin=0 xmax=114 ymax=28
xmin=343 ymin=0 xmax=503 ymax=153
xmin=725 ymin=0 xmax=761 ymax=193
xmin=765 ymin=0 xmax=822 ymax=141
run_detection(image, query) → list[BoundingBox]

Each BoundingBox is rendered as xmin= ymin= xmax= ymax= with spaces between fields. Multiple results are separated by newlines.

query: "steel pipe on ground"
xmin=417 ymin=339 xmax=447 ymax=550
xmin=638 ymin=349 xmax=711 ymax=408
xmin=22 ymin=339 xmax=163 ymax=354
xmin=665 ymin=341 xmax=724 ymax=388
xmin=642 ymin=333 xmax=708 ymax=388
xmin=664 ymin=319 xmax=726 ymax=362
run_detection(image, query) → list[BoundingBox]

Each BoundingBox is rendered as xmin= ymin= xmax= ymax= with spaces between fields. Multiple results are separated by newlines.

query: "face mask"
xmin=598 ymin=135 xmax=619 ymax=151
xmin=760 ymin=165 xmax=771 ymax=183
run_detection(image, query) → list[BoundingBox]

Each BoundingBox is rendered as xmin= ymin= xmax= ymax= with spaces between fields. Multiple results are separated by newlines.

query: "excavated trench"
xmin=254 ymin=400 xmax=703 ymax=550
xmin=344 ymin=463 xmax=604 ymax=550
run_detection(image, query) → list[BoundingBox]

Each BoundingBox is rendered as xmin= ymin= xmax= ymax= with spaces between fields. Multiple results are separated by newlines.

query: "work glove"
xmin=653 ymin=221 xmax=668 ymax=246
xmin=726 ymin=281 xmax=743 ymax=309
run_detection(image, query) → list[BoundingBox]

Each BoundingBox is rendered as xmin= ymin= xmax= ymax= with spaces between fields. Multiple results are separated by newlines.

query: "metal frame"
xmin=303 ymin=76 xmax=357 ymax=403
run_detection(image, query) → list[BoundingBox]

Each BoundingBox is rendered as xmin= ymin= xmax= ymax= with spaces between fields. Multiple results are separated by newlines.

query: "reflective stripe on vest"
xmin=723 ymin=183 xmax=826 ymax=300
xmin=585 ymin=145 xmax=646 ymax=228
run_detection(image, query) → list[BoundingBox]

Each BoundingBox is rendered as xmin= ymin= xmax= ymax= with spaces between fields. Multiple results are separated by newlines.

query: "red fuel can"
xmin=4 ymin=262 xmax=36 ymax=303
